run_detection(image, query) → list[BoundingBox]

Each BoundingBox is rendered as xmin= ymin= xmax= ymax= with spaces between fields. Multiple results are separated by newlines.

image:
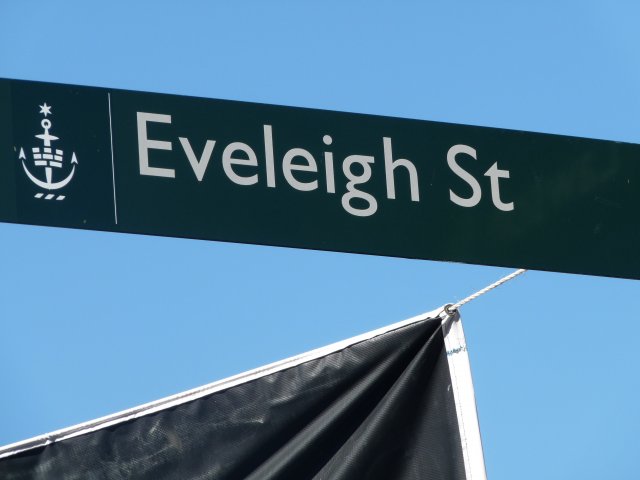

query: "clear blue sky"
xmin=2 ymin=2 xmax=640 ymax=478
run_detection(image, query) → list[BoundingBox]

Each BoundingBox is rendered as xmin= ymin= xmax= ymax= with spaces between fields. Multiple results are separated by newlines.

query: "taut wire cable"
xmin=443 ymin=269 xmax=527 ymax=316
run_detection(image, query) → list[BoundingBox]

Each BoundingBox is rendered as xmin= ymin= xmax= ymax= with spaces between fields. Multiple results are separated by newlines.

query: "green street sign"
xmin=1 ymin=78 xmax=639 ymax=279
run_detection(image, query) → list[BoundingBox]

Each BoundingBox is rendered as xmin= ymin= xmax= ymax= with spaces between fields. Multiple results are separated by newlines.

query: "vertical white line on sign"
xmin=108 ymin=92 xmax=118 ymax=224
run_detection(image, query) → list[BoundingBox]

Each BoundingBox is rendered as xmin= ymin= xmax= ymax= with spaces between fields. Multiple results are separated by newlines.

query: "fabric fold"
xmin=0 ymin=311 xmax=485 ymax=480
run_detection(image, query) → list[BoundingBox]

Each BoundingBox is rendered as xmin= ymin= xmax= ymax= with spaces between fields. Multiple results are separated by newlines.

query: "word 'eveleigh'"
xmin=137 ymin=112 xmax=514 ymax=217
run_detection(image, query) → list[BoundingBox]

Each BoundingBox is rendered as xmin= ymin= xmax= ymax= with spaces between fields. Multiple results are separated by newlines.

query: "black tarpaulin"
xmin=0 ymin=309 xmax=485 ymax=479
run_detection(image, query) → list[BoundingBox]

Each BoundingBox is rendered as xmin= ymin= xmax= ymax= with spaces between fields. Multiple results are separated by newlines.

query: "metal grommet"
xmin=443 ymin=303 xmax=458 ymax=316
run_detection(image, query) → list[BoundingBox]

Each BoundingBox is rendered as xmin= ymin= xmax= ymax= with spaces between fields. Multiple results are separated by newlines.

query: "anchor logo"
xmin=18 ymin=103 xmax=78 ymax=201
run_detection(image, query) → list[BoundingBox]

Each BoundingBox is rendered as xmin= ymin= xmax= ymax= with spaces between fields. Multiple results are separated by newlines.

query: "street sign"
xmin=1 ymin=78 xmax=639 ymax=279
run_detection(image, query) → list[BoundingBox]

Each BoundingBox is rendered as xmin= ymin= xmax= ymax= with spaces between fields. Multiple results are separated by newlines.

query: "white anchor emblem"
xmin=18 ymin=103 xmax=78 ymax=201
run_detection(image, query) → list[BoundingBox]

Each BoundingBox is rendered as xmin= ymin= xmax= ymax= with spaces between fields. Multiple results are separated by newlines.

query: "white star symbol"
xmin=39 ymin=103 xmax=52 ymax=117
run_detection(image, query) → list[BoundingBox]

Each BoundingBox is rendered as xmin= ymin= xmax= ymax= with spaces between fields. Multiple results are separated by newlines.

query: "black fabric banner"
xmin=0 ymin=314 xmax=479 ymax=479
